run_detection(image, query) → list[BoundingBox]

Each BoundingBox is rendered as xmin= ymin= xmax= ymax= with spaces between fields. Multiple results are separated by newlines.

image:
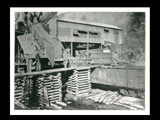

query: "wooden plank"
xmin=47 ymin=89 xmax=60 ymax=93
xmin=77 ymin=71 xmax=89 ymax=74
xmin=78 ymin=89 xmax=90 ymax=94
xmin=78 ymin=84 xmax=90 ymax=88
xmin=50 ymin=103 xmax=62 ymax=110
xmin=55 ymin=101 xmax=67 ymax=106
xmin=78 ymin=77 xmax=89 ymax=80
xmin=113 ymin=102 xmax=137 ymax=110
xmin=79 ymin=82 xmax=90 ymax=86
xmin=14 ymin=99 xmax=30 ymax=110
xmin=76 ymin=67 xmax=90 ymax=70
xmin=78 ymin=87 xmax=90 ymax=91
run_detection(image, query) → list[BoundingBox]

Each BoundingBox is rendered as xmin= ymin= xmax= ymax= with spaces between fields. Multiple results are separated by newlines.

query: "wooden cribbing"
xmin=67 ymin=68 xmax=91 ymax=96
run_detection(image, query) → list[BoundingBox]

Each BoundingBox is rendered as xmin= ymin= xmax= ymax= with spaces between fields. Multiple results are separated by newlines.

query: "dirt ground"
xmin=62 ymin=97 xmax=130 ymax=110
xmin=15 ymin=83 xmax=145 ymax=110
xmin=15 ymin=94 xmax=144 ymax=110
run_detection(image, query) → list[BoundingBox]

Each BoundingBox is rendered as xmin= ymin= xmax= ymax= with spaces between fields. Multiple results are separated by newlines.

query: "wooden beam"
xmin=87 ymin=42 xmax=89 ymax=58
xmin=71 ymin=42 xmax=73 ymax=57
xmin=15 ymin=65 xmax=99 ymax=77
xmin=14 ymin=99 xmax=30 ymax=110
xmin=15 ymin=67 xmax=76 ymax=77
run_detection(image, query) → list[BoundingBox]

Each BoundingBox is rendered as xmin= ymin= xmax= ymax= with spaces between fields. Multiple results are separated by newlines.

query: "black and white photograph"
xmin=10 ymin=7 xmax=150 ymax=115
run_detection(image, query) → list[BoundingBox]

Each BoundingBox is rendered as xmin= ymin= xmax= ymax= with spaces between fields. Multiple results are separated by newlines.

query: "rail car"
xmin=91 ymin=66 xmax=145 ymax=98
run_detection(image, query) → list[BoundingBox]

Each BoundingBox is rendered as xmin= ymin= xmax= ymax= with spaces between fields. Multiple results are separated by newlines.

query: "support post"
xmin=100 ymin=43 xmax=102 ymax=50
xmin=71 ymin=42 xmax=73 ymax=57
xmin=87 ymin=42 xmax=89 ymax=58
xmin=25 ymin=54 xmax=32 ymax=73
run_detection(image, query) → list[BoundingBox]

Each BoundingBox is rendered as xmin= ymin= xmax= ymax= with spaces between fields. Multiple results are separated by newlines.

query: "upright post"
xmin=71 ymin=42 xmax=73 ymax=57
xmin=87 ymin=42 xmax=89 ymax=58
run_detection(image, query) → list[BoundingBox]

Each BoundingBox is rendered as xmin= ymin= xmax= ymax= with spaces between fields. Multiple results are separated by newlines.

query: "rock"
xmin=64 ymin=92 xmax=78 ymax=102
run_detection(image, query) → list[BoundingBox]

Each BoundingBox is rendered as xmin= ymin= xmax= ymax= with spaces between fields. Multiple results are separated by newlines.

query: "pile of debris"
xmin=85 ymin=90 xmax=121 ymax=105
xmin=84 ymin=89 xmax=144 ymax=110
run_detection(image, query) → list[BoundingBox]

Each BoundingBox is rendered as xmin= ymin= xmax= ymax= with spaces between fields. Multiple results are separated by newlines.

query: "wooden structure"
xmin=50 ymin=18 xmax=123 ymax=66
xmin=15 ymin=23 xmax=64 ymax=73
xmin=43 ymin=73 xmax=62 ymax=104
xmin=14 ymin=66 xmax=97 ymax=108
xmin=15 ymin=12 xmax=123 ymax=72
xmin=67 ymin=67 xmax=91 ymax=96
xmin=15 ymin=71 xmax=62 ymax=107
xmin=14 ymin=76 xmax=33 ymax=107
xmin=15 ymin=12 xmax=64 ymax=73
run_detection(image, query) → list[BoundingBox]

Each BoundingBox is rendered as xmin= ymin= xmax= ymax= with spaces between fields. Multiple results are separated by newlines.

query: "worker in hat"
xmin=112 ymin=50 xmax=119 ymax=65
xmin=35 ymin=52 xmax=41 ymax=71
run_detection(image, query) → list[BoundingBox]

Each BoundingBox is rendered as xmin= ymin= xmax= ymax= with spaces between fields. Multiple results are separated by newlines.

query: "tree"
xmin=128 ymin=12 xmax=145 ymax=50
xmin=119 ymin=12 xmax=145 ymax=65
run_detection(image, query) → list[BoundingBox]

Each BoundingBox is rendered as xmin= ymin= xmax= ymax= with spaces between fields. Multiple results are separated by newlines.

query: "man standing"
xmin=128 ymin=48 xmax=133 ymax=67
xmin=112 ymin=50 xmax=119 ymax=65
xmin=35 ymin=52 xmax=41 ymax=71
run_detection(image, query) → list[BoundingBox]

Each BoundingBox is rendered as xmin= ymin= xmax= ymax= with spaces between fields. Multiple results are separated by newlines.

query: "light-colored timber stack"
xmin=43 ymin=73 xmax=62 ymax=105
xmin=67 ymin=68 xmax=91 ymax=97
xmin=85 ymin=90 xmax=122 ymax=105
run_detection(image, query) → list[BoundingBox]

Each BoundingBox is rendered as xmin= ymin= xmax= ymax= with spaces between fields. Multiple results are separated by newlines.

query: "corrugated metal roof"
xmin=57 ymin=18 xmax=122 ymax=30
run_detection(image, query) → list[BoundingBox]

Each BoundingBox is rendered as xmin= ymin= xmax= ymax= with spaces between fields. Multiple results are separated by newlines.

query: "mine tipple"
xmin=54 ymin=18 xmax=123 ymax=67
xmin=15 ymin=14 xmax=123 ymax=73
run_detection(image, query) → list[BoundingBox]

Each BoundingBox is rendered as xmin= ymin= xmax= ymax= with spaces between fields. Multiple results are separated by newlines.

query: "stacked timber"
xmin=14 ymin=77 xmax=33 ymax=107
xmin=85 ymin=89 xmax=145 ymax=110
xmin=21 ymin=76 xmax=33 ymax=106
xmin=67 ymin=68 xmax=91 ymax=97
xmin=15 ymin=72 xmax=62 ymax=108
xmin=35 ymin=76 xmax=44 ymax=106
xmin=85 ymin=90 xmax=121 ymax=105
xmin=14 ymin=78 xmax=23 ymax=102
xmin=43 ymin=73 xmax=62 ymax=105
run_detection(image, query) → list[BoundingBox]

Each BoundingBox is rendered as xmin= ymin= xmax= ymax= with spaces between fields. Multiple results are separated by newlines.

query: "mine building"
xmin=15 ymin=12 xmax=123 ymax=73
